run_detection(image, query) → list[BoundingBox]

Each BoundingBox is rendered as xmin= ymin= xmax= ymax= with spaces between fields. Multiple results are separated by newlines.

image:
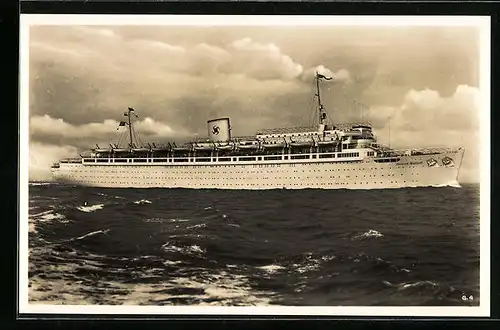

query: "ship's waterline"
xmin=51 ymin=149 xmax=464 ymax=189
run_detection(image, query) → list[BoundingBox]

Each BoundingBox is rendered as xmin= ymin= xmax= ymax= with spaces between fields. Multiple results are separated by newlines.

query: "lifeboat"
xmin=262 ymin=142 xmax=286 ymax=148
xmin=172 ymin=143 xmax=191 ymax=152
xmin=93 ymin=144 xmax=111 ymax=153
xmin=150 ymin=143 xmax=171 ymax=152
xmin=261 ymin=138 xmax=288 ymax=148
xmin=173 ymin=147 xmax=191 ymax=152
xmin=193 ymin=142 xmax=215 ymax=151
xmin=289 ymin=140 xmax=314 ymax=147
xmin=151 ymin=148 xmax=170 ymax=153
xmin=112 ymin=148 xmax=129 ymax=153
xmin=217 ymin=143 xmax=234 ymax=151
xmin=132 ymin=147 xmax=150 ymax=153
xmin=108 ymin=144 xmax=128 ymax=153
xmin=238 ymin=141 xmax=260 ymax=150
xmin=317 ymin=139 xmax=338 ymax=146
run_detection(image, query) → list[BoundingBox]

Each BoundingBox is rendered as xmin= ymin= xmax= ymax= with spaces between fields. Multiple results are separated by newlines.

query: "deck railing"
xmin=76 ymin=151 xmax=368 ymax=165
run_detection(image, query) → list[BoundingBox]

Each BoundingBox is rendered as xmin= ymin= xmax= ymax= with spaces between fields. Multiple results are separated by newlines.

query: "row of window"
xmin=66 ymin=172 xmax=420 ymax=180
xmin=64 ymin=169 xmax=419 ymax=180
xmin=66 ymin=164 xmax=423 ymax=175
xmin=260 ymin=132 xmax=321 ymax=138
xmin=65 ymin=179 xmax=420 ymax=186
xmin=338 ymin=152 xmax=360 ymax=158
xmin=81 ymin=151 xmax=385 ymax=164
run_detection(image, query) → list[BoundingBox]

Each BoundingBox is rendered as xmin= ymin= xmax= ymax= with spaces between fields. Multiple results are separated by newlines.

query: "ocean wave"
xmin=75 ymin=229 xmax=110 ymax=241
xmin=320 ymin=255 xmax=337 ymax=262
xmin=161 ymin=243 xmax=206 ymax=257
xmin=27 ymin=182 xmax=479 ymax=307
xmin=430 ymin=182 xmax=462 ymax=188
xmin=76 ymin=204 xmax=104 ymax=212
xmin=353 ymin=229 xmax=384 ymax=240
xmin=164 ymin=260 xmax=183 ymax=266
xmin=397 ymin=280 xmax=439 ymax=291
xmin=96 ymin=192 xmax=125 ymax=199
xmin=292 ymin=256 xmax=321 ymax=274
xmin=29 ymin=182 xmax=54 ymax=186
xmin=30 ymin=210 xmax=67 ymax=223
xmin=186 ymin=223 xmax=207 ymax=230
xmin=40 ymin=213 xmax=66 ymax=222
xmin=134 ymin=199 xmax=152 ymax=205
xmin=169 ymin=272 xmax=273 ymax=305
xmin=29 ymin=260 xmax=272 ymax=306
xmin=168 ymin=218 xmax=190 ymax=223
xmin=256 ymin=264 xmax=286 ymax=274
xmin=279 ymin=253 xmax=338 ymax=276
xmin=30 ymin=210 xmax=53 ymax=218
xmin=144 ymin=217 xmax=167 ymax=223
xmin=382 ymin=280 xmax=441 ymax=292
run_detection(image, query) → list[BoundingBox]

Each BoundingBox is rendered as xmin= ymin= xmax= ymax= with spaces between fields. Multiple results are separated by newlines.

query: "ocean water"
xmin=27 ymin=183 xmax=480 ymax=307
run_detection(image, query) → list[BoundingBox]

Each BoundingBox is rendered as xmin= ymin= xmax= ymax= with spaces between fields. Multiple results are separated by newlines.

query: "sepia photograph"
xmin=19 ymin=15 xmax=490 ymax=316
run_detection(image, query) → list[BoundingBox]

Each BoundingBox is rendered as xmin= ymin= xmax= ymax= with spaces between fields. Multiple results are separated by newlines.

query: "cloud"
xmin=221 ymin=37 xmax=304 ymax=80
xmin=31 ymin=42 xmax=86 ymax=58
xmin=30 ymin=115 xmax=119 ymax=138
xmin=74 ymin=26 xmax=120 ymax=39
xmin=132 ymin=39 xmax=186 ymax=53
xmin=368 ymin=85 xmax=479 ymax=133
xmin=134 ymin=117 xmax=186 ymax=137
xmin=29 ymin=142 xmax=78 ymax=182
xmin=28 ymin=115 xmax=192 ymax=181
xmin=365 ymin=85 xmax=480 ymax=182
xmin=31 ymin=30 xmax=318 ymax=87
xmin=29 ymin=115 xmax=187 ymax=146
xmin=27 ymin=26 xmax=482 ymax=183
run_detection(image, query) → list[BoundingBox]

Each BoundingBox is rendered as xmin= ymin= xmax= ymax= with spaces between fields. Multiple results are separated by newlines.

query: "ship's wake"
xmin=430 ymin=182 xmax=462 ymax=188
xmin=77 ymin=203 xmax=104 ymax=212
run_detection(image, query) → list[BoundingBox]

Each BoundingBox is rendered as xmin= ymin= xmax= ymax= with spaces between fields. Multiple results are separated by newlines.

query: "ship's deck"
xmin=58 ymin=147 xmax=461 ymax=166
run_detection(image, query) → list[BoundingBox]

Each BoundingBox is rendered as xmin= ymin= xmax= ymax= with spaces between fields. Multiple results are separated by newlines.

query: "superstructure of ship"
xmin=50 ymin=72 xmax=465 ymax=189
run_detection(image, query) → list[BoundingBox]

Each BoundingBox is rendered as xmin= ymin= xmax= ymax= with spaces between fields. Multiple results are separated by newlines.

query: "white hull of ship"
xmin=51 ymin=149 xmax=464 ymax=190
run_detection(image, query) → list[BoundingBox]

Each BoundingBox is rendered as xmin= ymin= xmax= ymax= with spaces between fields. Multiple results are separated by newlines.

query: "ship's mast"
xmin=125 ymin=107 xmax=136 ymax=148
xmin=315 ymin=71 xmax=332 ymax=126
xmin=315 ymin=71 xmax=325 ymax=125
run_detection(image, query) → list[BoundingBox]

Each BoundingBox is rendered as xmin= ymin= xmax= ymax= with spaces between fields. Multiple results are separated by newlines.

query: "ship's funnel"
xmin=207 ymin=117 xmax=231 ymax=142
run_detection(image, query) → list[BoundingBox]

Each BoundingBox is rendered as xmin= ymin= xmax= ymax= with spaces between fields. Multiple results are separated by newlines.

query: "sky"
xmin=27 ymin=23 xmax=482 ymax=182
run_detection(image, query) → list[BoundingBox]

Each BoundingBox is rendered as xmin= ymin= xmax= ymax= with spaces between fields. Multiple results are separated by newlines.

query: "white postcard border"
xmin=19 ymin=14 xmax=491 ymax=317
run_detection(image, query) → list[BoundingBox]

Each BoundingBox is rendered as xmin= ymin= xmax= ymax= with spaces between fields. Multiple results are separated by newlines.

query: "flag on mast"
xmin=316 ymin=73 xmax=333 ymax=80
xmin=117 ymin=121 xmax=126 ymax=130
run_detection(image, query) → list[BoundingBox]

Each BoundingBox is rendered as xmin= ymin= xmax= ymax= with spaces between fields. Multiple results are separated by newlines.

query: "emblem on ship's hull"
xmin=441 ymin=156 xmax=455 ymax=167
xmin=426 ymin=158 xmax=438 ymax=167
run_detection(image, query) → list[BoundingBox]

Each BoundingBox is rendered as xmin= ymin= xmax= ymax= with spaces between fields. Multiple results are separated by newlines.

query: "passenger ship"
xmin=51 ymin=73 xmax=465 ymax=189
